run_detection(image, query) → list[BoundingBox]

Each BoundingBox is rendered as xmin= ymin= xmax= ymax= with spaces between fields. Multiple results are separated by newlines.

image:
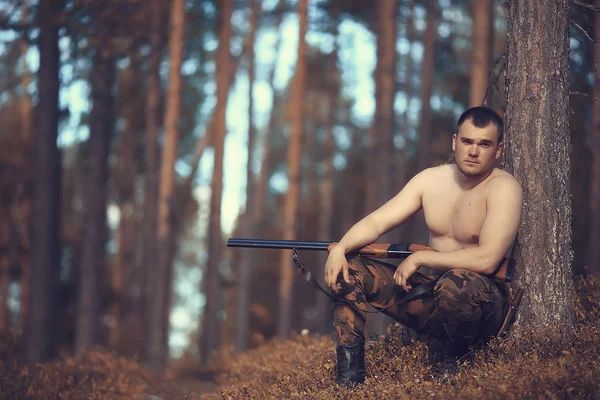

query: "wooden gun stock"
xmin=328 ymin=242 xmax=515 ymax=282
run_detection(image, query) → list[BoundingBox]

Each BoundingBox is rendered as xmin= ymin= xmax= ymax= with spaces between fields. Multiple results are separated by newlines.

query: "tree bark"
xmin=140 ymin=0 xmax=162 ymax=361
xmin=469 ymin=0 xmax=494 ymax=107
xmin=26 ymin=0 xmax=64 ymax=366
xmin=235 ymin=0 xmax=259 ymax=353
xmin=589 ymin=0 xmax=600 ymax=275
xmin=145 ymin=0 xmax=186 ymax=368
xmin=201 ymin=0 xmax=233 ymax=362
xmin=75 ymin=29 xmax=116 ymax=353
xmin=277 ymin=0 xmax=308 ymax=339
xmin=503 ymin=0 xmax=574 ymax=336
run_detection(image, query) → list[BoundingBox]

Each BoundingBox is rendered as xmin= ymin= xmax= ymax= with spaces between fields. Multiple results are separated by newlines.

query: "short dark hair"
xmin=457 ymin=106 xmax=504 ymax=143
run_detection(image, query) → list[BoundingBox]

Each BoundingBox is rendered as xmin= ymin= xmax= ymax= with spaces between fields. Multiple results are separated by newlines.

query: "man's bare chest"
xmin=422 ymin=187 xmax=488 ymax=245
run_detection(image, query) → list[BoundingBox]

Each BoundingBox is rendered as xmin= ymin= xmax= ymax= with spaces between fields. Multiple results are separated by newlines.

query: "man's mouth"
xmin=465 ymin=160 xmax=479 ymax=164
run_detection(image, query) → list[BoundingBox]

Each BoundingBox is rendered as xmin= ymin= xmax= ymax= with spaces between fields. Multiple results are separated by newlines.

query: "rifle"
xmin=226 ymin=238 xmax=515 ymax=282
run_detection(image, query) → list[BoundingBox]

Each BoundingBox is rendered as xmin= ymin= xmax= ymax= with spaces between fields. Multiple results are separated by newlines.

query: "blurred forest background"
xmin=0 ymin=0 xmax=598 ymax=372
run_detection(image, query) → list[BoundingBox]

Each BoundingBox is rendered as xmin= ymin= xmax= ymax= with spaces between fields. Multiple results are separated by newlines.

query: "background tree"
xmin=277 ymin=0 xmax=308 ymax=339
xmin=140 ymin=0 xmax=163 ymax=362
xmin=235 ymin=0 xmax=260 ymax=353
xmin=589 ymin=0 xmax=600 ymax=275
xmin=75 ymin=18 xmax=116 ymax=354
xmin=469 ymin=0 xmax=494 ymax=106
xmin=202 ymin=0 xmax=234 ymax=360
xmin=366 ymin=0 xmax=398 ymax=336
xmin=26 ymin=0 xmax=65 ymax=366
xmin=145 ymin=0 xmax=186 ymax=368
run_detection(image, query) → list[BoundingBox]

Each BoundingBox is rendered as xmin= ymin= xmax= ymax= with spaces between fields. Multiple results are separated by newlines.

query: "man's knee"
xmin=433 ymin=269 xmax=479 ymax=314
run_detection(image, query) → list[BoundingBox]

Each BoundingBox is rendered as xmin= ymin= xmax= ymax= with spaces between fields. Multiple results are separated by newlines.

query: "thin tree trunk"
xmin=21 ymin=9 xmax=32 ymax=141
xmin=417 ymin=2 xmax=436 ymax=172
xmin=411 ymin=1 xmax=438 ymax=247
xmin=0 ymin=235 xmax=9 ymax=332
xmin=27 ymin=0 xmax=64 ymax=366
xmin=75 ymin=31 xmax=116 ymax=353
xmin=503 ymin=0 xmax=574 ymax=337
xmin=254 ymin=8 xmax=284 ymax=229
xmin=469 ymin=0 xmax=494 ymax=107
xmin=277 ymin=0 xmax=308 ymax=339
xmin=315 ymin=48 xmax=339 ymax=334
xmin=589 ymin=0 xmax=600 ymax=275
xmin=201 ymin=0 xmax=233 ymax=362
xmin=19 ymin=5 xmax=32 ymax=334
xmin=235 ymin=0 xmax=259 ymax=353
xmin=109 ymin=56 xmax=140 ymax=351
xmin=145 ymin=0 xmax=186 ymax=368
xmin=402 ymin=0 xmax=415 ymax=137
xmin=365 ymin=0 xmax=397 ymax=336
xmin=140 ymin=0 xmax=162 ymax=362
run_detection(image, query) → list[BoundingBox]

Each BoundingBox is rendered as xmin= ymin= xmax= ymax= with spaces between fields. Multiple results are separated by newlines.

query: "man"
xmin=324 ymin=106 xmax=523 ymax=386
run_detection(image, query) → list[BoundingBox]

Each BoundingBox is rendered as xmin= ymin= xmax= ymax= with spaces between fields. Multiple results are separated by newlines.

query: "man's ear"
xmin=451 ymin=133 xmax=457 ymax=152
xmin=495 ymin=142 xmax=503 ymax=159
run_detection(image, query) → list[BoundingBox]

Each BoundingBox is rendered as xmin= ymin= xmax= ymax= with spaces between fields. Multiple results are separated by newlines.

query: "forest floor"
xmin=1 ymin=275 xmax=599 ymax=399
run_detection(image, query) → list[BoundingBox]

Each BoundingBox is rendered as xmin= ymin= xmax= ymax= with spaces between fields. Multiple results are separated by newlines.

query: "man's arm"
xmin=394 ymin=176 xmax=523 ymax=290
xmin=324 ymin=168 xmax=433 ymax=290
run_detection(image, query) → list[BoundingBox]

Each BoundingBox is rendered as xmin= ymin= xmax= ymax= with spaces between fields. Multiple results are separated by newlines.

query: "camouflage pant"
xmin=332 ymin=256 xmax=508 ymax=347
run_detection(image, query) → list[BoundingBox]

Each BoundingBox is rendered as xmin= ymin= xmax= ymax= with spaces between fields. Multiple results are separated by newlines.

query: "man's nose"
xmin=468 ymin=145 xmax=479 ymax=157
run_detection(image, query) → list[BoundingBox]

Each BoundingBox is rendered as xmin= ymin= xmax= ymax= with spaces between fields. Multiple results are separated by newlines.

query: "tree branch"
xmin=483 ymin=52 xmax=507 ymax=108
xmin=571 ymin=0 xmax=600 ymax=13
xmin=571 ymin=20 xmax=596 ymax=43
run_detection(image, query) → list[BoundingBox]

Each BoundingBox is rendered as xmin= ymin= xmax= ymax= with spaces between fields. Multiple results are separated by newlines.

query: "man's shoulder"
xmin=416 ymin=164 xmax=454 ymax=179
xmin=487 ymin=169 xmax=523 ymax=198
xmin=488 ymin=169 xmax=522 ymax=189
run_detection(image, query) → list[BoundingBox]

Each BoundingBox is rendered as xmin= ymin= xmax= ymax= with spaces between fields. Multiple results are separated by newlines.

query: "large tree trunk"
xmin=469 ymin=0 xmax=494 ymax=107
xmin=140 ymin=0 xmax=163 ymax=361
xmin=235 ymin=0 xmax=259 ymax=353
xmin=26 ymin=0 xmax=65 ymax=366
xmin=201 ymin=0 xmax=233 ymax=362
xmin=75 ymin=29 xmax=116 ymax=353
xmin=589 ymin=0 xmax=600 ymax=275
xmin=145 ymin=0 xmax=186 ymax=368
xmin=503 ymin=0 xmax=574 ymax=337
xmin=276 ymin=0 xmax=308 ymax=339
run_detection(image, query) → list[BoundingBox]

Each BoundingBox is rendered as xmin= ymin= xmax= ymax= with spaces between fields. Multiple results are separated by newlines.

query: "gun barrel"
xmin=227 ymin=238 xmax=331 ymax=251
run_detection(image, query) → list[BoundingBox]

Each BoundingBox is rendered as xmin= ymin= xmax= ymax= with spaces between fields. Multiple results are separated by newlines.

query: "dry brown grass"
xmin=202 ymin=275 xmax=600 ymax=399
xmin=1 ymin=275 xmax=599 ymax=399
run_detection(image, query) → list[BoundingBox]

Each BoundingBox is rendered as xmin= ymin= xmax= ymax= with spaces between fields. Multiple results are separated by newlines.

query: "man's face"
xmin=452 ymin=119 xmax=502 ymax=177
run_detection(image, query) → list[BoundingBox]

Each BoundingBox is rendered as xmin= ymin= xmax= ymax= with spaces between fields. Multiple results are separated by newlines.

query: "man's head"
xmin=452 ymin=107 xmax=504 ymax=177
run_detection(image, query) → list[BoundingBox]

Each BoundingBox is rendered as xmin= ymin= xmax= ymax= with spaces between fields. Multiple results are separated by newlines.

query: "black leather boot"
xmin=336 ymin=341 xmax=366 ymax=386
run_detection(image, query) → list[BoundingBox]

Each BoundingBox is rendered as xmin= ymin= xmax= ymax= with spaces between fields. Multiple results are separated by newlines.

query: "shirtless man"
xmin=324 ymin=106 xmax=523 ymax=386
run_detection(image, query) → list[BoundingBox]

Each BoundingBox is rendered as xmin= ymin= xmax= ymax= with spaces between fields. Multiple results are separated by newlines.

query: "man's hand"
xmin=324 ymin=246 xmax=351 ymax=293
xmin=393 ymin=254 xmax=420 ymax=291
